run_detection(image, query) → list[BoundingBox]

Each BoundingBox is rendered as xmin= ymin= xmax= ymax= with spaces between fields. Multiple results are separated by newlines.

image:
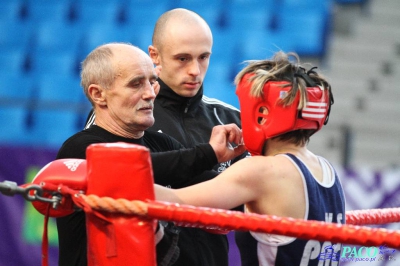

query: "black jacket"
xmin=56 ymin=125 xmax=219 ymax=266
xmin=149 ymin=79 xmax=249 ymax=177
xmin=147 ymin=79 xmax=249 ymax=266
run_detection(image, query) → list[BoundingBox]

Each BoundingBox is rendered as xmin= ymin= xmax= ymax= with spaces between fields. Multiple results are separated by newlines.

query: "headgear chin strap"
xmin=236 ymin=73 xmax=331 ymax=156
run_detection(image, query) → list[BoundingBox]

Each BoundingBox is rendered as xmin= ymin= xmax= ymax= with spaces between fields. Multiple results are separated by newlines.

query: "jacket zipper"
xmin=184 ymin=101 xmax=190 ymax=113
xmin=181 ymin=101 xmax=195 ymax=147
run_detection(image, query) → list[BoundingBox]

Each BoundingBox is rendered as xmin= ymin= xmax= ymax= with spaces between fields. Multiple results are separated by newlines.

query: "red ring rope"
xmin=71 ymin=194 xmax=400 ymax=249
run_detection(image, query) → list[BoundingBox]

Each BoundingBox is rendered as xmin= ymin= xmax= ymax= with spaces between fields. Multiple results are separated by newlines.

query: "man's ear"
xmin=148 ymin=45 xmax=160 ymax=65
xmin=88 ymin=84 xmax=107 ymax=106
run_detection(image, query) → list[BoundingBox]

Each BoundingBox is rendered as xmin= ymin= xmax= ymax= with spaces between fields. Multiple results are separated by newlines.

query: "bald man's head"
xmin=149 ymin=9 xmax=213 ymax=97
xmin=152 ymin=8 xmax=212 ymax=51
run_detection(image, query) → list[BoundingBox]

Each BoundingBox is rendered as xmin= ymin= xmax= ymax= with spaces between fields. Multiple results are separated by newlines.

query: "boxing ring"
xmin=1 ymin=143 xmax=400 ymax=266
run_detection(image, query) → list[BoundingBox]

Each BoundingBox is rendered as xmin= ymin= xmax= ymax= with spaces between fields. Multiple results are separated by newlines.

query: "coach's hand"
xmin=209 ymin=124 xmax=246 ymax=163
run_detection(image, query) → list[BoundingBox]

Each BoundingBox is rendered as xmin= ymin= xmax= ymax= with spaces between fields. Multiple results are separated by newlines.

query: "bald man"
xmin=147 ymin=8 xmax=250 ymax=266
xmin=56 ymin=43 xmax=245 ymax=266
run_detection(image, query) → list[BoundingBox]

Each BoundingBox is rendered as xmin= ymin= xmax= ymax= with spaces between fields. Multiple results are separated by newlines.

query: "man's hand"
xmin=209 ymin=124 xmax=247 ymax=163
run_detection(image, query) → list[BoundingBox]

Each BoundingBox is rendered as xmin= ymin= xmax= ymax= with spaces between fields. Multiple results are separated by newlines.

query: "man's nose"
xmin=142 ymin=81 xmax=156 ymax=99
xmin=188 ymin=60 xmax=200 ymax=76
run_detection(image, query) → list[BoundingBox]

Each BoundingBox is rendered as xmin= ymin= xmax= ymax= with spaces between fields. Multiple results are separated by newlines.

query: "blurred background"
xmin=0 ymin=0 xmax=399 ymax=265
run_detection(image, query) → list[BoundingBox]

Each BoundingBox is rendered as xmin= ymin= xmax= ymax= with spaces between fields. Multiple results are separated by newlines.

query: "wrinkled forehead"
xmin=112 ymin=48 xmax=155 ymax=79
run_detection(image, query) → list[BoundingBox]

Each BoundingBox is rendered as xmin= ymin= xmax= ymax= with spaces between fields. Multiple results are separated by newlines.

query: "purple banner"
xmin=0 ymin=145 xmax=399 ymax=266
xmin=0 ymin=145 xmax=58 ymax=266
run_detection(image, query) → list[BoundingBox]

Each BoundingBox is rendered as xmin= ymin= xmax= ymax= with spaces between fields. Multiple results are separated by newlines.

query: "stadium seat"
xmin=24 ymin=0 xmax=72 ymax=25
xmin=238 ymin=29 xmax=296 ymax=61
xmin=210 ymin=28 xmax=241 ymax=64
xmin=335 ymin=0 xmax=367 ymax=4
xmin=226 ymin=0 xmax=275 ymax=32
xmin=0 ymin=106 xmax=30 ymax=145
xmin=0 ymin=0 xmax=23 ymax=22
xmin=0 ymin=49 xmax=28 ymax=74
xmin=0 ymin=20 xmax=33 ymax=53
xmin=203 ymin=81 xmax=239 ymax=109
xmin=32 ymin=22 xmax=83 ymax=56
xmin=274 ymin=0 xmax=332 ymax=58
xmin=71 ymin=0 xmax=122 ymax=28
xmin=229 ymin=0 xmax=275 ymax=7
xmin=28 ymin=109 xmax=81 ymax=148
xmin=279 ymin=0 xmax=332 ymax=11
xmin=0 ymin=72 xmax=34 ymax=103
xmin=105 ymin=24 xmax=154 ymax=52
xmin=275 ymin=10 xmax=329 ymax=57
xmin=226 ymin=8 xmax=272 ymax=32
xmin=0 ymin=72 xmax=33 ymax=145
xmin=27 ymin=74 xmax=87 ymax=147
xmin=175 ymin=0 xmax=224 ymax=28
xmin=28 ymin=50 xmax=79 ymax=76
xmin=80 ymin=23 xmax=136 ymax=58
xmin=206 ymin=61 xmax=234 ymax=85
xmin=124 ymin=1 xmax=170 ymax=29
xmin=178 ymin=0 xmax=224 ymax=6
xmin=34 ymin=74 xmax=81 ymax=105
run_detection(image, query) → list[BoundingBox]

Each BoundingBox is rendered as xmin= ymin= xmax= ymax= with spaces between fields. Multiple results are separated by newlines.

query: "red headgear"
xmin=236 ymin=73 xmax=331 ymax=156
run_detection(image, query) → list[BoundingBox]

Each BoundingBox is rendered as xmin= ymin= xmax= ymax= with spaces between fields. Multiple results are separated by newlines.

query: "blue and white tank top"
xmin=235 ymin=153 xmax=346 ymax=266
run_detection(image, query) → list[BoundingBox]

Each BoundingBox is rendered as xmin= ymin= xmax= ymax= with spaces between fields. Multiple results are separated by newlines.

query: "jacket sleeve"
xmin=150 ymin=143 xmax=218 ymax=188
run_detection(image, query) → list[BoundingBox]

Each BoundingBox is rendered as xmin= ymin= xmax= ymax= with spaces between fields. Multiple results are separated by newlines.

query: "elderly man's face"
xmin=105 ymin=46 xmax=158 ymax=132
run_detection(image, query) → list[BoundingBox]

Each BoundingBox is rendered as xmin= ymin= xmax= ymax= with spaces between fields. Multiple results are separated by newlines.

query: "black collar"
xmin=156 ymin=79 xmax=204 ymax=113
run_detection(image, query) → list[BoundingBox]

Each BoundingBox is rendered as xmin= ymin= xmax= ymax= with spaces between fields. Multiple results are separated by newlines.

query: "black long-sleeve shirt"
xmin=147 ymin=80 xmax=250 ymax=266
xmin=56 ymin=125 xmax=218 ymax=266
xmin=149 ymin=79 xmax=248 ymax=177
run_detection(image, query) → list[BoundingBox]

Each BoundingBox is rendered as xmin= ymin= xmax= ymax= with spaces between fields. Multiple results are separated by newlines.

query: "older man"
xmin=56 ymin=43 xmax=245 ymax=266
